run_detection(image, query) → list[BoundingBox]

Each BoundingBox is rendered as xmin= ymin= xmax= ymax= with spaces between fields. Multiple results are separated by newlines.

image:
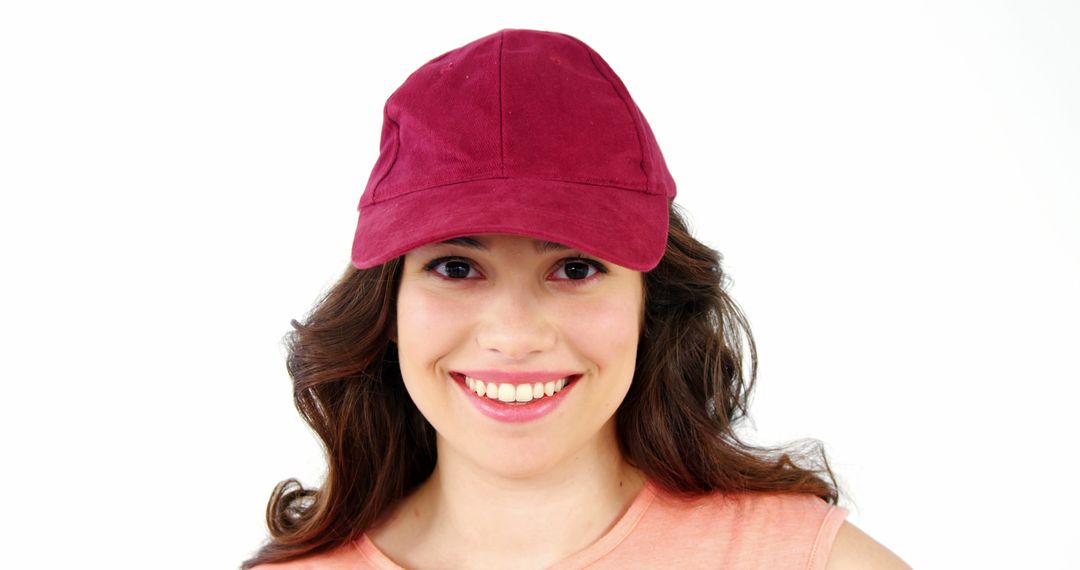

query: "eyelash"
xmin=422 ymin=256 xmax=609 ymax=286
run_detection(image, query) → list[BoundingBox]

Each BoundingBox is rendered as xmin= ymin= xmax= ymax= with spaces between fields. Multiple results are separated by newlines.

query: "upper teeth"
xmin=465 ymin=376 xmax=568 ymax=403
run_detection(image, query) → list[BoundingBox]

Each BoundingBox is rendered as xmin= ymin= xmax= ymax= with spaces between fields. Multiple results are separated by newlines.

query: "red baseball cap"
xmin=350 ymin=28 xmax=677 ymax=272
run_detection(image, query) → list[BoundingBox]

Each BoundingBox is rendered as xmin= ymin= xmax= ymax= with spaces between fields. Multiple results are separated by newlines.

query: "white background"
xmin=2 ymin=1 xmax=1077 ymax=568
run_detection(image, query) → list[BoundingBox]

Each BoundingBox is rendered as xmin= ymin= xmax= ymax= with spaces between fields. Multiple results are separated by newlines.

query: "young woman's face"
xmin=395 ymin=233 xmax=644 ymax=478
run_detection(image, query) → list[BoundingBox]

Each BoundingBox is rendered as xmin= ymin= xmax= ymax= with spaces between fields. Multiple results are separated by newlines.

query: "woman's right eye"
xmin=424 ymin=257 xmax=481 ymax=280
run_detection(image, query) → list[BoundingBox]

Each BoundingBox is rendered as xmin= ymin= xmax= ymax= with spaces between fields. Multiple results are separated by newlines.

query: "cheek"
xmin=395 ymin=287 xmax=471 ymax=369
xmin=560 ymin=293 xmax=642 ymax=372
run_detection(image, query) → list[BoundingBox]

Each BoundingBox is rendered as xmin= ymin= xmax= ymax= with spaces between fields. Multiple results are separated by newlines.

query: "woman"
xmin=243 ymin=28 xmax=909 ymax=569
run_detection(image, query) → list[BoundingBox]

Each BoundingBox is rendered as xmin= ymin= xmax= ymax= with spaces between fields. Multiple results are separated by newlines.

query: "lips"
xmin=452 ymin=369 xmax=583 ymax=384
xmin=449 ymin=371 xmax=583 ymax=423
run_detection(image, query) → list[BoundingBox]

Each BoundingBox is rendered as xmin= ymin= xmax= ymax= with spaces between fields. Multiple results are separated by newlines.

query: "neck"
xmin=371 ymin=420 xmax=647 ymax=569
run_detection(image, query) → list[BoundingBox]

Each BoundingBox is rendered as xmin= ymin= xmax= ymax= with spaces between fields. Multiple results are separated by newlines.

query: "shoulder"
xmin=646 ymin=488 xmax=840 ymax=534
xmin=641 ymin=489 xmax=843 ymax=555
xmin=610 ymin=488 xmax=866 ymax=569
xmin=825 ymin=521 xmax=912 ymax=570
xmin=246 ymin=540 xmax=368 ymax=570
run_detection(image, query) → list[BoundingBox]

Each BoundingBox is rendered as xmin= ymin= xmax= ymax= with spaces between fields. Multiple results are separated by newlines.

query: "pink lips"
xmin=454 ymin=369 xmax=581 ymax=384
xmin=451 ymin=371 xmax=583 ymax=424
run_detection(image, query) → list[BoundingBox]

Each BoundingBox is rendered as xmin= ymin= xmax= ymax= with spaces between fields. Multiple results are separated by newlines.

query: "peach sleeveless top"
xmin=252 ymin=479 xmax=848 ymax=569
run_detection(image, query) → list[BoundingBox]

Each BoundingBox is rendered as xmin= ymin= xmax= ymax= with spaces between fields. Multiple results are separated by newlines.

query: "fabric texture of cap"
xmin=350 ymin=28 xmax=677 ymax=272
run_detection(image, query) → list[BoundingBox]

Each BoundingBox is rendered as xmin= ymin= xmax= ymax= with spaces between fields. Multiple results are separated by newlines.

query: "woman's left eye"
xmin=551 ymin=259 xmax=606 ymax=282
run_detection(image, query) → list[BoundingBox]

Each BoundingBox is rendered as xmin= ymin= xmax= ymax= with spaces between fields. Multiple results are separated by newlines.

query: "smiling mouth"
xmin=450 ymin=372 xmax=582 ymax=404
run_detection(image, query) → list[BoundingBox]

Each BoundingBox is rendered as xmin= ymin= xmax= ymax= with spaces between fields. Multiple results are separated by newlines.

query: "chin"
xmin=449 ymin=436 xmax=573 ymax=479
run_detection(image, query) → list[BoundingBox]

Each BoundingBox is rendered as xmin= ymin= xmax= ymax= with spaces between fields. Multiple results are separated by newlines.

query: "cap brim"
xmin=351 ymin=178 xmax=670 ymax=272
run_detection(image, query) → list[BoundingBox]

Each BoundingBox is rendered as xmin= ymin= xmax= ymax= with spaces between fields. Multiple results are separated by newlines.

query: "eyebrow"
xmin=437 ymin=236 xmax=571 ymax=253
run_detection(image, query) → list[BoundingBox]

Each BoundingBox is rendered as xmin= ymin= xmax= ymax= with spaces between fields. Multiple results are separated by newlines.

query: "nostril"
xmin=474 ymin=318 xmax=559 ymax=358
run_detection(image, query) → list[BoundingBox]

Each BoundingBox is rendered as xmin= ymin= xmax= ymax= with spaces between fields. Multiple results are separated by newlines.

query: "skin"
xmin=370 ymin=233 xmax=647 ymax=569
xmin=827 ymin=521 xmax=913 ymax=569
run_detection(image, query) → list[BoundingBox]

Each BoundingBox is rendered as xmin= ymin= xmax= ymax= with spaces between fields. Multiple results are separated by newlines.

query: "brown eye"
xmin=551 ymin=258 xmax=607 ymax=282
xmin=442 ymin=260 xmax=472 ymax=279
xmin=424 ymin=257 xmax=481 ymax=280
xmin=562 ymin=261 xmax=593 ymax=280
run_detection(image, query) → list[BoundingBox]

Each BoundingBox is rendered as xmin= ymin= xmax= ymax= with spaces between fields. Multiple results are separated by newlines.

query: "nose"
xmin=474 ymin=283 xmax=558 ymax=361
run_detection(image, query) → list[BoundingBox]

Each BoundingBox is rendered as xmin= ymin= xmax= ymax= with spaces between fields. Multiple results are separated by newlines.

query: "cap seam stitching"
xmin=568 ymin=35 xmax=650 ymax=192
xmin=369 ymin=108 xmax=401 ymax=205
xmin=369 ymin=175 xmax=652 ymax=203
xmin=498 ymin=29 xmax=507 ymax=178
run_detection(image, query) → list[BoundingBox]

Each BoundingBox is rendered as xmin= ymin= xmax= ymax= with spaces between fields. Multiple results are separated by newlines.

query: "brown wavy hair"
xmin=241 ymin=202 xmax=841 ymax=568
